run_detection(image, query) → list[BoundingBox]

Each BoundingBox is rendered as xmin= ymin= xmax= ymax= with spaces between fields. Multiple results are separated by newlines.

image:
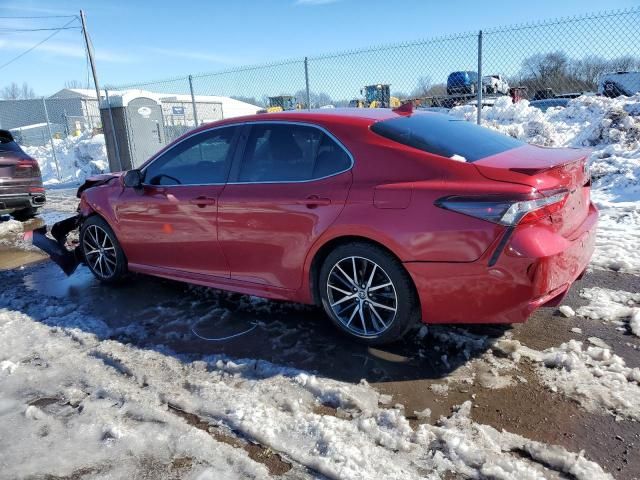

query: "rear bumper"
xmin=405 ymin=203 xmax=598 ymax=324
xmin=0 ymin=192 xmax=46 ymax=213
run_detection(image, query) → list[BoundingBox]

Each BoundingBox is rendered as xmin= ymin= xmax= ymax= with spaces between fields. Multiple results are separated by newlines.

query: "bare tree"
xmin=522 ymin=52 xmax=569 ymax=82
xmin=1 ymin=82 xmax=36 ymax=100
xmin=1 ymin=82 xmax=21 ymax=100
xmin=569 ymin=55 xmax=608 ymax=88
xmin=230 ymin=95 xmax=260 ymax=106
xmin=411 ymin=76 xmax=433 ymax=97
xmin=21 ymin=82 xmax=35 ymax=99
xmin=64 ymin=80 xmax=84 ymax=89
xmin=293 ymin=90 xmax=333 ymax=108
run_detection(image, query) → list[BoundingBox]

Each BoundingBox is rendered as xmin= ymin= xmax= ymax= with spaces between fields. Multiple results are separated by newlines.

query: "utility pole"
xmin=80 ymin=10 xmax=101 ymax=103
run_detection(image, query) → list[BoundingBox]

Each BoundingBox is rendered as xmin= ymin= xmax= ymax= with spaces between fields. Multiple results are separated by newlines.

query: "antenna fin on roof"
xmin=392 ymin=102 xmax=413 ymax=115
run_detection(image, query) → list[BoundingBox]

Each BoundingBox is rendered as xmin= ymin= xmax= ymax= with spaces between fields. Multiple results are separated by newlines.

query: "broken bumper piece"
xmin=27 ymin=215 xmax=83 ymax=276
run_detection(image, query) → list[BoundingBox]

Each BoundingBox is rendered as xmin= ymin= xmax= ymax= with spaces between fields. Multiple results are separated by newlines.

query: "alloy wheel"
xmin=326 ymin=256 xmax=398 ymax=337
xmin=83 ymin=224 xmax=118 ymax=279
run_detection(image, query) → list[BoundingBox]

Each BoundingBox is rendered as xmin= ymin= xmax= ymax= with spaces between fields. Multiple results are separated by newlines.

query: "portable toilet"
xmin=100 ymin=90 xmax=165 ymax=171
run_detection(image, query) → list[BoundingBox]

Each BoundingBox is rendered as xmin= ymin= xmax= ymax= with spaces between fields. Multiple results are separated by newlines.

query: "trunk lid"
xmin=473 ymin=144 xmax=591 ymax=237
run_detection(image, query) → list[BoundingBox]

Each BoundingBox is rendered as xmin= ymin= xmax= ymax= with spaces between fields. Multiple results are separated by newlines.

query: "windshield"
xmin=370 ymin=113 xmax=525 ymax=162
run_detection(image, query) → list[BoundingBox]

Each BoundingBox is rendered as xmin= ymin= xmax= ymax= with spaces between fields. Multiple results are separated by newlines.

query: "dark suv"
xmin=0 ymin=129 xmax=45 ymax=220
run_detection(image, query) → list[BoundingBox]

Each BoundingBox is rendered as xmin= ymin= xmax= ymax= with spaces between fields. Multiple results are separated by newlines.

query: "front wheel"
xmin=319 ymin=242 xmax=420 ymax=345
xmin=80 ymin=216 xmax=127 ymax=283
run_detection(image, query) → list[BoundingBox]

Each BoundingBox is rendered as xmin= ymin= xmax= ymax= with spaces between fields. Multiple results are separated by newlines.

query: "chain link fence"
xmin=0 ymin=96 xmax=102 ymax=181
xmin=3 ymin=7 xmax=638 ymax=176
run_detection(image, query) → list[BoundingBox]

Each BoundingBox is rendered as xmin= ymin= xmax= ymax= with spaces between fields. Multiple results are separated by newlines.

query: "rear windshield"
xmin=370 ymin=113 xmax=524 ymax=162
xmin=0 ymin=140 xmax=23 ymax=154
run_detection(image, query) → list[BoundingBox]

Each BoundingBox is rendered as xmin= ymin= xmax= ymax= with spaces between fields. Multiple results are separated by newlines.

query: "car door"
xmin=217 ymin=122 xmax=353 ymax=290
xmin=114 ymin=125 xmax=239 ymax=277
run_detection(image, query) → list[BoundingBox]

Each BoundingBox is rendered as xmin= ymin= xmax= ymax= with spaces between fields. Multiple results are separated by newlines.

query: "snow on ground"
xmin=493 ymin=336 xmax=640 ymax=422
xmin=537 ymin=339 xmax=640 ymax=421
xmin=23 ymin=131 xmax=108 ymax=185
xmin=0 ymin=285 xmax=613 ymax=480
xmin=451 ymin=94 xmax=640 ymax=274
xmin=2 ymin=95 xmax=639 ymax=479
xmin=577 ymin=287 xmax=640 ymax=337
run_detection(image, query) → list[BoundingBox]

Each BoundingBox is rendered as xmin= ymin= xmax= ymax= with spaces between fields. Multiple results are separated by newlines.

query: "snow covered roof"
xmin=49 ymin=88 xmax=103 ymax=100
xmin=159 ymin=94 xmax=261 ymax=117
xmin=101 ymin=89 xmax=162 ymax=108
xmin=10 ymin=122 xmax=48 ymax=131
xmin=49 ymin=88 xmax=260 ymax=118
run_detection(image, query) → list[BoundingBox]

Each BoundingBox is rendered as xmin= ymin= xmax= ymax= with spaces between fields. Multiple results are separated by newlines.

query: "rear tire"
xmin=319 ymin=242 xmax=420 ymax=345
xmin=11 ymin=207 xmax=38 ymax=221
xmin=80 ymin=216 xmax=127 ymax=283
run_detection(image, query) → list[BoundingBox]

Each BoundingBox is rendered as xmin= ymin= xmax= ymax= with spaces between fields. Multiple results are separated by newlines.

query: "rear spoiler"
xmin=0 ymin=129 xmax=14 ymax=144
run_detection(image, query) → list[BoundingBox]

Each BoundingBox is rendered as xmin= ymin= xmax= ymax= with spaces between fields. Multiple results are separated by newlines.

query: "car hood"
xmin=76 ymin=172 xmax=123 ymax=197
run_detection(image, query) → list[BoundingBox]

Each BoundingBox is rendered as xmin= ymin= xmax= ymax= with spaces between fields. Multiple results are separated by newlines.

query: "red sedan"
xmin=52 ymin=107 xmax=597 ymax=344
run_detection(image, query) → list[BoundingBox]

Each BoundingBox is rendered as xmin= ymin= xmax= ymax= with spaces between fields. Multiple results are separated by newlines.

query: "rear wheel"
xmin=319 ymin=242 xmax=419 ymax=345
xmin=80 ymin=216 xmax=127 ymax=283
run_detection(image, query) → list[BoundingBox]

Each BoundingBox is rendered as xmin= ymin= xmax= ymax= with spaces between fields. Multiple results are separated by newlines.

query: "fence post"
xmin=476 ymin=30 xmax=483 ymax=125
xmin=304 ymin=57 xmax=311 ymax=110
xmin=188 ymin=75 xmax=199 ymax=125
xmin=42 ymin=97 xmax=61 ymax=181
xmin=104 ymin=90 xmax=122 ymax=171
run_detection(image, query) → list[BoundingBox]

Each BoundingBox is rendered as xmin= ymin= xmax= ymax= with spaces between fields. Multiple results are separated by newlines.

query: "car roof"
xmin=192 ymin=107 xmax=418 ymax=133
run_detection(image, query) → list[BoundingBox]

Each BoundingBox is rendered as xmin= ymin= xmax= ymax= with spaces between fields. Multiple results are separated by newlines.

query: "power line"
xmin=0 ymin=26 xmax=81 ymax=33
xmin=0 ymin=15 xmax=77 ymax=19
xmin=0 ymin=17 xmax=79 ymax=72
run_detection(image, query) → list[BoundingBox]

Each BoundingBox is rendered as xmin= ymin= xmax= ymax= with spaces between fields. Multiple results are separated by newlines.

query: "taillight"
xmin=435 ymin=189 xmax=568 ymax=226
xmin=15 ymin=159 xmax=40 ymax=177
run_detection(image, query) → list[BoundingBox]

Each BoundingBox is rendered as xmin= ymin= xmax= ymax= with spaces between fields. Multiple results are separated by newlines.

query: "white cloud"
xmin=0 ymin=38 xmax=135 ymax=63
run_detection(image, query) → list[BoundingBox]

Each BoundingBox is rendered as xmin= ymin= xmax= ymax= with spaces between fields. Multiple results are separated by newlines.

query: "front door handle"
xmin=297 ymin=195 xmax=331 ymax=208
xmin=189 ymin=196 xmax=217 ymax=208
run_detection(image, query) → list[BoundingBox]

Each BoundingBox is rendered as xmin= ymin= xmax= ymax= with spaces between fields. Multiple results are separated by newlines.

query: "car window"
xmin=238 ymin=123 xmax=351 ymax=182
xmin=371 ymin=113 xmax=524 ymax=162
xmin=144 ymin=126 xmax=237 ymax=185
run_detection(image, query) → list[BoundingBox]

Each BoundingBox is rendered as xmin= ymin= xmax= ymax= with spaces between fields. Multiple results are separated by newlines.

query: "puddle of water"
xmin=0 ymin=247 xmax=47 ymax=271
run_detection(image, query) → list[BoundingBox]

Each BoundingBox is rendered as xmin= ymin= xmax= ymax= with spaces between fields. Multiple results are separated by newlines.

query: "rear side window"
xmin=238 ymin=123 xmax=351 ymax=182
xmin=370 ymin=114 xmax=524 ymax=162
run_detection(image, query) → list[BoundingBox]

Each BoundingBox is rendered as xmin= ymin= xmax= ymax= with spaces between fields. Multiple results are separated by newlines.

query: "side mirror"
xmin=123 ymin=169 xmax=143 ymax=188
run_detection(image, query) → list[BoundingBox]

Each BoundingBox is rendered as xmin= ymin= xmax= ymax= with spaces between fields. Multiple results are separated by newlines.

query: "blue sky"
xmin=0 ymin=0 xmax=638 ymax=98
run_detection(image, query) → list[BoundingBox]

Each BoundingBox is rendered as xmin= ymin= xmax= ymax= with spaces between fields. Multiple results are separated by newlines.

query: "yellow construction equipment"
xmin=349 ymin=84 xmax=401 ymax=108
xmin=266 ymin=95 xmax=307 ymax=113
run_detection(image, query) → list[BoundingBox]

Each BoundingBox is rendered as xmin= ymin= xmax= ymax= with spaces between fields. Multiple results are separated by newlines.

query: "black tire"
xmin=318 ymin=242 xmax=420 ymax=345
xmin=80 ymin=215 xmax=127 ymax=283
xmin=11 ymin=207 xmax=38 ymax=221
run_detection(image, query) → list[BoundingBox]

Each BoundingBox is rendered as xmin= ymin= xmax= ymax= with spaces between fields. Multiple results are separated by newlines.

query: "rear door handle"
xmin=189 ymin=196 xmax=217 ymax=207
xmin=297 ymin=195 xmax=331 ymax=207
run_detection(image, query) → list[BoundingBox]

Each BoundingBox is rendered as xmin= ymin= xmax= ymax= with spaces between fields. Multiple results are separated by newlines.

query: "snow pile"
xmin=421 ymin=401 xmax=612 ymax=480
xmin=499 ymin=337 xmax=640 ymax=421
xmin=539 ymin=339 xmax=640 ymax=421
xmin=23 ymin=132 xmax=108 ymax=185
xmin=0 ymin=218 xmax=34 ymax=250
xmin=0 ymin=218 xmax=23 ymax=240
xmin=0 ymin=287 xmax=613 ymax=479
xmin=578 ymin=287 xmax=640 ymax=337
xmin=451 ymin=94 xmax=640 ymax=273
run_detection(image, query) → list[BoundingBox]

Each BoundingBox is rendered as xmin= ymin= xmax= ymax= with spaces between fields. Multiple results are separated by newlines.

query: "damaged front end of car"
xmin=27 ymin=173 xmax=120 ymax=275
